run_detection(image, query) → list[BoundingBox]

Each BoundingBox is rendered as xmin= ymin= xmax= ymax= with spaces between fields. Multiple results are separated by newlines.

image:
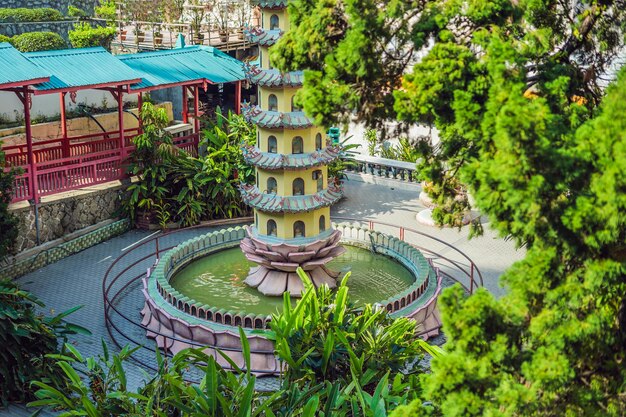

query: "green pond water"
xmin=169 ymin=245 xmax=415 ymax=316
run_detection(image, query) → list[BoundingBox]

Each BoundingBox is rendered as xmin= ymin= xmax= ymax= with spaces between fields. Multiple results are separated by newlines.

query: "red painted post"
xmin=235 ymin=80 xmax=242 ymax=114
xmin=193 ymin=84 xmax=200 ymax=135
xmin=60 ymin=92 xmax=69 ymax=158
xmin=21 ymin=87 xmax=38 ymax=202
xmin=182 ymin=85 xmax=188 ymax=124
xmin=400 ymin=227 xmax=405 ymax=241
xmin=116 ymin=87 xmax=125 ymax=157
xmin=368 ymin=220 xmax=374 ymax=230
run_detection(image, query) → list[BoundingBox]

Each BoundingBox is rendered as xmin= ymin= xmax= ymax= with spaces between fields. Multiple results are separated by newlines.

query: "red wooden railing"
xmin=5 ymin=130 xmax=199 ymax=203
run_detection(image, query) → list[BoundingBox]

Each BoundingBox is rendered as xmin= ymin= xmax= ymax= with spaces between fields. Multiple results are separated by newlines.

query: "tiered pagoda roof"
xmin=240 ymin=183 xmax=343 ymax=213
xmin=252 ymin=0 xmax=288 ymax=8
xmin=246 ymin=66 xmax=303 ymax=87
xmin=244 ymin=27 xmax=282 ymax=46
xmin=242 ymin=103 xmax=314 ymax=129
xmin=242 ymin=144 xmax=341 ymax=169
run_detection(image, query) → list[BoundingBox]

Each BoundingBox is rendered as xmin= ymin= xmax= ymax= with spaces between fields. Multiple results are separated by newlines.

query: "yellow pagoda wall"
xmin=257 ymin=127 xmax=325 ymax=154
xmin=257 ymin=166 xmax=328 ymax=196
xmin=261 ymin=9 xmax=289 ymax=31
xmin=256 ymin=206 xmax=330 ymax=239
xmin=257 ymin=85 xmax=299 ymax=113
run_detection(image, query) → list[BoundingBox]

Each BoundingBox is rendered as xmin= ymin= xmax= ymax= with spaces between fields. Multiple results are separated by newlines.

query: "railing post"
xmin=470 ymin=263 xmax=475 ymax=294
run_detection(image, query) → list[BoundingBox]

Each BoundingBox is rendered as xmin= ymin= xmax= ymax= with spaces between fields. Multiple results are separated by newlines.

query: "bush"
xmin=69 ymin=22 xmax=116 ymax=49
xmin=12 ymin=32 xmax=66 ymax=52
xmin=67 ymin=5 xmax=87 ymax=18
xmin=0 ymin=144 xmax=18 ymax=260
xmin=94 ymin=0 xmax=117 ymax=24
xmin=0 ymin=34 xmax=12 ymax=44
xmin=0 ymin=279 xmax=90 ymax=405
xmin=124 ymin=105 xmax=255 ymax=227
xmin=0 ymin=8 xmax=63 ymax=23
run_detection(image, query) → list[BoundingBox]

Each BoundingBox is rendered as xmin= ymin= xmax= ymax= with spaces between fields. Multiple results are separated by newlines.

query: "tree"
xmin=278 ymin=0 xmax=626 ymax=415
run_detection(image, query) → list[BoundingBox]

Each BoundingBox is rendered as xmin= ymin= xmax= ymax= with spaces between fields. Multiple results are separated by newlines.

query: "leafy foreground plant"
xmin=0 ymin=279 xmax=89 ymax=406
xmin=30 ymin=330 xmax=290 ymax=417
xmin=259 ymin=268 xmax=444 ymax=416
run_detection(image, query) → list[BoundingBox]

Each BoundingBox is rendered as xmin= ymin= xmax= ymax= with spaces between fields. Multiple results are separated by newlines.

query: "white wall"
xmin=0 ymin=89 xmax=138 ymax=122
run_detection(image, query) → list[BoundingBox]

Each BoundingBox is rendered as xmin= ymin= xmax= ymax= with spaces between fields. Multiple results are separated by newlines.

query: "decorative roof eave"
xmin=242 ymin=103 xmax=314 ymax=129
xmin=244 ymin=27 xmax=282 ymax=46
xmin=252 ymin=0 xmax=288 ymax=9
xmin=245 ymin=65 xmax=303 ymax=88
xmin=239 ymin=183 xmax=343 ymax=213
xmin=242 ymin=144 xmax=341 ymax=170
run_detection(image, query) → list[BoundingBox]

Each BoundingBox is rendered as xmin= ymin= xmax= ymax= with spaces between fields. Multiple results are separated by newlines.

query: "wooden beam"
xmin=182 ymin=85 xmax=188 ymax=123
xmin=19 ymin=87 xmax=38 ymax=202
xmin=60 ymin=92 xmax=69 ymax=158
xmin=193 ymin=85 xmax=200 ymax=134
xmin=235 ymin=80 xmax=242 ymax=115
xmin=116 ymin=86 xmax=125 ymax=157
xmin=137 ymin=92 xmax=143 ymax=134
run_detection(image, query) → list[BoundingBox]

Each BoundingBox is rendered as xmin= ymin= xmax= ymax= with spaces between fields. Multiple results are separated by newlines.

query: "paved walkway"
xmin=2 ymin=180 xmax=524 ymax=415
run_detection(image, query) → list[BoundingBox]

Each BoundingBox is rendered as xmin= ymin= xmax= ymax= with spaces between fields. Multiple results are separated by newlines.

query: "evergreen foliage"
xmin=278 ymin=0 xmax=626 ymax=415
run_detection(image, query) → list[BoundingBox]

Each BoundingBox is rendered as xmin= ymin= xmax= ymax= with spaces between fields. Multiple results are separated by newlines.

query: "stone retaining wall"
xmin=0 ymin=219 xmax=130 ymax=280
xmin=9 ymin=181 xmax=126 ymax=254
xmin=0 ymin=20 xmax=79 ymax=42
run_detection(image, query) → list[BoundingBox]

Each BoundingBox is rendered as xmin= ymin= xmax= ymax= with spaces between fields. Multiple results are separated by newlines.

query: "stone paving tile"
xmin=1 ymin=181 xmax=524 ymax=416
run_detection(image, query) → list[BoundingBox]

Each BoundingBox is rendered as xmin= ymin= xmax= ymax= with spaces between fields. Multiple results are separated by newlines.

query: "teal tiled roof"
xmin=252 ymin=0 xmax=288 ymax=9
xmin=24 ymin=47 xmax=142 ymax=92
xmin=244 ymin=27 xmax=282 ymax=46
xmin=239 ymin=183 xmax=343 ymax=213
xmin=246 ymin=66 xmax=303 ymax=87
xmin=242 ymin=103 xmax=314 ymax=129
xmin=118 ymin=46 xmax=245 ymax=90
xmin=0 ymin=43 xmax=50 ymax=88
xmin=242 ymin=144 xmax=341 ymax=169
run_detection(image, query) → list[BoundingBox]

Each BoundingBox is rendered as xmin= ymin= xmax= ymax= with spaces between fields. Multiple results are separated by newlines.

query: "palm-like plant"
xmin=0 ymin=279 xmax=89 ymax=406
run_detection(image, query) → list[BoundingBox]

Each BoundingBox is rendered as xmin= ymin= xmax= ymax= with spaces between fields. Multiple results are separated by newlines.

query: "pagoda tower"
xmin=240 ymin=0 xmax=345 ymax=296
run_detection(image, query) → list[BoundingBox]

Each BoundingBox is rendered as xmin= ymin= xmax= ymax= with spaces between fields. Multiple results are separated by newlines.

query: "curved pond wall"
xmin=141 ymin=224 xmax=442 ymax=374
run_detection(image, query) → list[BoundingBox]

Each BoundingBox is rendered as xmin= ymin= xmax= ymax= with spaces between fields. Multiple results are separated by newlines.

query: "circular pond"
xmin=169 ymin=245 xmax=415 ymax=316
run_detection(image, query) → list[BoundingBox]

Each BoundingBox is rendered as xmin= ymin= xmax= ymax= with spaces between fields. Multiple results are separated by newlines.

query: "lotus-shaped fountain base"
xmin=240 ymin=226 xmax=346 ymax=296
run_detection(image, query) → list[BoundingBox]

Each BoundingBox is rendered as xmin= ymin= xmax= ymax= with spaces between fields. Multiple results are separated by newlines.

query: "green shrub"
xmin=0 ymin=144 xmax=18 ymax=260
xmin=69 ymin=22 xmax=116 ymax=49
xmin=0 ymin=34 xmax=12 ymax=44
xmin=264 ymin=269 xmax=434 ymax=385
xmin=0 ymin=279 xmax=90 ymax=405
xmin=0 ymin=8 xmax=63 ymax=23
xmin=67 ymin=5 xmax=87 ymax=18
xmin=12 ymin=32 xmax=66 ymax=52
xmin=94 ymin=0 xmax=117 ymax=24
xmin=123 ymin=105 xmax=255 ymax=227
